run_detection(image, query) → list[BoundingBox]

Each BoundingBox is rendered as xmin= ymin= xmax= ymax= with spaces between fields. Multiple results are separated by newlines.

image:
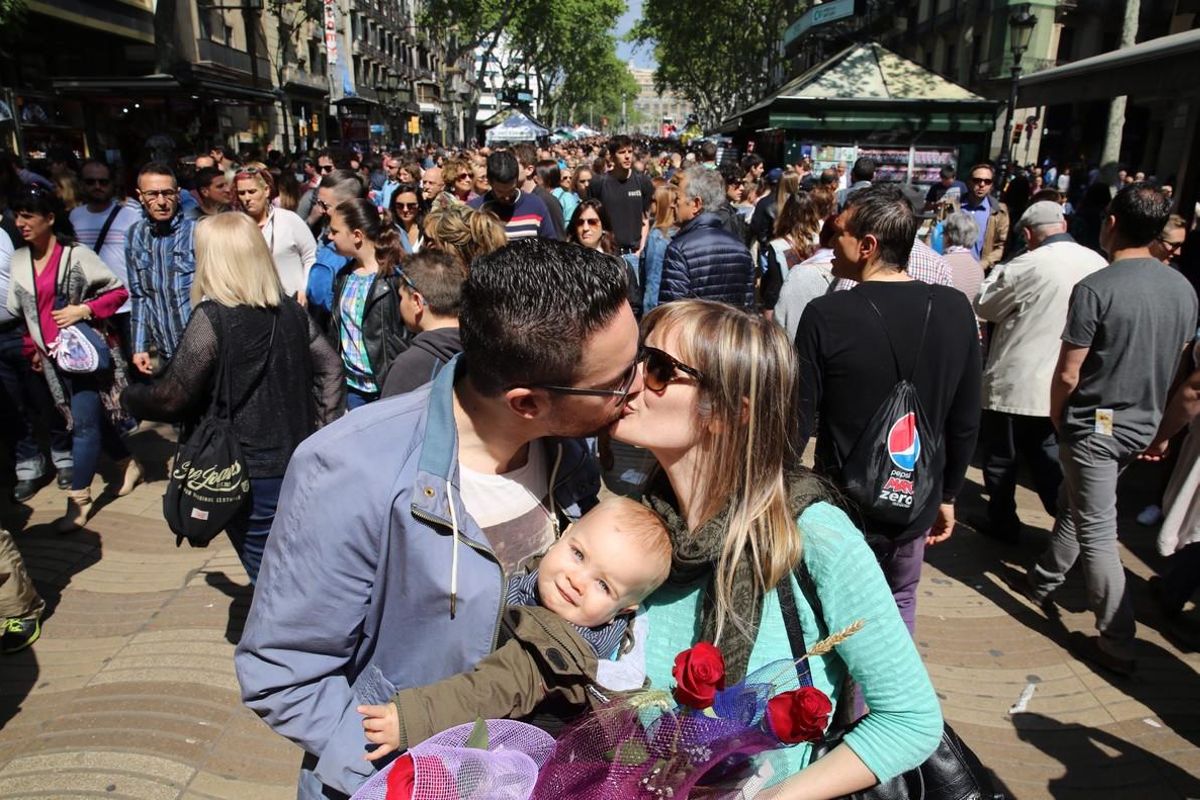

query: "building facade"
xmin=628 ymin=62 xmax=694 ymax=136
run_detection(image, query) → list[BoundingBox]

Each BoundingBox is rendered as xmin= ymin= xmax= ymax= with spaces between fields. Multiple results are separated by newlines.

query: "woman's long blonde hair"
xmin=642 ymin=300 xmax=808 ymax=642
xmin=192 ymin=212 xmax=283 ymax=308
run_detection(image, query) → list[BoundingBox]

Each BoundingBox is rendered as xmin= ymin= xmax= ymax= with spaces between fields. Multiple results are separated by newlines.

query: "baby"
xmin=359 ymin=496 xmax=671 ymax=760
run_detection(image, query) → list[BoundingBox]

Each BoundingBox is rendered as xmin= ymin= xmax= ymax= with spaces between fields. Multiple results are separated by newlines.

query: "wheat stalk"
xmin=800 ymin=619 xmax=865 ymax=660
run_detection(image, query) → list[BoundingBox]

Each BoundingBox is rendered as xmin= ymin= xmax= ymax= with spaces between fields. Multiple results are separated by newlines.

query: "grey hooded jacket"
xmin=234 ymin=355 xmax=600 ymax=797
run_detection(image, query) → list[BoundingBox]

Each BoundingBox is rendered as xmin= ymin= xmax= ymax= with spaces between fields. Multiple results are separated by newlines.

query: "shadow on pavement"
xmin=205 ymin=569 xmax=253 ymax=646
xmin=929 ymin=480 xmax=1200 ymax=756
xmin=1013 ymin=711 xmax=1200 ymax=798
xmin=0 ymin=520 xmax=101 ymax=730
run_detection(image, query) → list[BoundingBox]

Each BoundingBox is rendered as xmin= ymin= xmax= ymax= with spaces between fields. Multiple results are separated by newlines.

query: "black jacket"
xmin=659 ymin=212 xmax=755 ymax=309
xmin=331 ymin=267 xmax=410 ymax=390
xmin=380 ymin=326 xmax=462 ymax=398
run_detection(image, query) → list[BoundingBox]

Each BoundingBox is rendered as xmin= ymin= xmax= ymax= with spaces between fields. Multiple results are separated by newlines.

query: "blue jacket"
xmin=639 ymin=226 xmax=674 ymax=312
xmin=659 ymin=213 xmax=755 ymax=309
xmin=305 ymin=239 xmax=353 ymax=334
xmin=234 ymin=356 xmax=600 ymax=798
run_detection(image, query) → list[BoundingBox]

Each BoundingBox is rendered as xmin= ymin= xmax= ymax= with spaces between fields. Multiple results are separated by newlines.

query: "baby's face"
xmin=537 ymin=507 xmax=665 ymax=629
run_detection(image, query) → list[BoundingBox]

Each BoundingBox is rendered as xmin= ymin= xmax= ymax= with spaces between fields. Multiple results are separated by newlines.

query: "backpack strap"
xmin=857 ymin=288 xmax=935 ymax=382
xmin=92 ymin=204 xmax=122 ymax=254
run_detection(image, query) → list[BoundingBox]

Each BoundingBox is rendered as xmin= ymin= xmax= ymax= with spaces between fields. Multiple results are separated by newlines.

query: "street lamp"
xmin=1002 ymin=3 xmax=1037 ymax=168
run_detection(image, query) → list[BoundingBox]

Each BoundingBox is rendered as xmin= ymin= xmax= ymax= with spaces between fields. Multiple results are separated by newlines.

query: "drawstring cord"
xmin=448 ymin=479 xmax=461 ymax=618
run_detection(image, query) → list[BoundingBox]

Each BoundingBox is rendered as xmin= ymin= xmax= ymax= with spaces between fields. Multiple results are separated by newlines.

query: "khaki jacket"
xmin=980 ymin=200 xmax=1010 ymax=272
xmin=391 ymin=604 xmax=603 ymax=751
xmin=975 ymin=236 xmax=1107 ymax=416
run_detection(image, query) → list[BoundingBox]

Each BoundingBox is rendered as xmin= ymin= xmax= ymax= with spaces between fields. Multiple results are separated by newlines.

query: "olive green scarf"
xmin=641 ymin=471 xmax=827 ymax=684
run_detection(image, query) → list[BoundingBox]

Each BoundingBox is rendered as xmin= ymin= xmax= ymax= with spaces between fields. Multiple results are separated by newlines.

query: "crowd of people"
xmin=0 ymin=132 xmax=1197 ymax=799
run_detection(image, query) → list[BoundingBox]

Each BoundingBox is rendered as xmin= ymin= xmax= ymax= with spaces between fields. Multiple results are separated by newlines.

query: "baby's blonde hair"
xmin=592 ymin=496 xmax=671 ymax=599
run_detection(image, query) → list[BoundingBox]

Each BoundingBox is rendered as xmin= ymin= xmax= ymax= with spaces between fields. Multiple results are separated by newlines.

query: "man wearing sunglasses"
xmin=237 ymin=239 xmax=637 ymax=799
xmin=297 ymin=150 xmax=338 ymax=225
xmin=961 ymin=163 xmax=1010 ymax=272
xmin=70 ymin=159 xmax=141 ymax=360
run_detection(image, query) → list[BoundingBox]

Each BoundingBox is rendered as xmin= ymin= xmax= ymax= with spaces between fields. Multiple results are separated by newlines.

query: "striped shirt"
xmin=469 ymin=189 xmax=558 ymax=241
xmin=70 ymin=201 xmax=141 ymax=314
xmin=506 ymin=570 xmax=628 ymax=660
xmin=126 ymin=212 xmax=197 ymax=359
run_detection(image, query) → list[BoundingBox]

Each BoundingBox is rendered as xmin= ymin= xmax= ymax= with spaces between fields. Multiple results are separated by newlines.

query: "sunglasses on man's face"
xmin=528 ymin=349 xmax=647 ymax=400
xmin=319 ymin=164 xmax=335 ymax=173
xmin=641 ymin=346 xmax=703 ymax=393
xmin=83 ymin=177 xmax=111 ymax=186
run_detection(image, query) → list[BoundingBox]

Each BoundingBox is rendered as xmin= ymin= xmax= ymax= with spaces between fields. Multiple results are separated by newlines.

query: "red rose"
xmin=385 ymin=754 xmax=415 ymax=800
xmin=766 ymin=687 xmax=832 ymax=744
xmin=672 ymin=642 xmax=726 ymax=709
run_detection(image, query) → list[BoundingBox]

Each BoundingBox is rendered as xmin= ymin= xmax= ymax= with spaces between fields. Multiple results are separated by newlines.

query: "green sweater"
xmin=640 ymin=501 xmax=943 ymax=785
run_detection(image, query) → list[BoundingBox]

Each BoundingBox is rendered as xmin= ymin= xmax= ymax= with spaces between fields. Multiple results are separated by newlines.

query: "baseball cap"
xmin=1018 ymin=200 xmax=1064 ymax=229
xmin=765 ymin=167 xmax=783 ymax=185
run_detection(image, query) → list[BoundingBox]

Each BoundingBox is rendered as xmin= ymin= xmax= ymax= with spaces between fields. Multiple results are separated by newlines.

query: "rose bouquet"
xmin=529 ymin=620 xmax=863 ymax=800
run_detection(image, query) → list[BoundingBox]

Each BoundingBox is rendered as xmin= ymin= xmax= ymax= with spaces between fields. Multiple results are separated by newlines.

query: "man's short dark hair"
xmin=608 ymin=135 xmax=633 ymax=156
xmin=740 ymin=153 xmax=763 ymax=173
xmin=80 ymin=158 xmax=110 ymax=175
xmin=486 ymin=150 xmax=520 ymax=184
xmin=137 ymin=161 xmax=177 ymax=185
xmin=968 ymin=162 xmax=995 ymax=177
xmin=718 ymin=162 xmax=742 ymax=188
xmin=1108 ymin=182 xmax=1172 ymax=247
xmin=939 ymin=165 xmax=956 ymax=180
xmin=819 ymin=168 xmax=839 ymax=187
xmin=194 ymin=166 xmax=224 ymax=192
xmin=850 ymin=157 xmax=876 ymax=183
xmin=319 ymin=168 xmax=366 ymax=198
xmin=699 ymin=141 xmax=717 ymax=162
xmin=459 ymin=238 xmax=629 ymax=397
xmin=843 ymin=183 xmax=917 ymax=269
xmin=403 ymin=250 xmax=469 ymax=317
xmin=512 ymin=142 xmax=537 ymax=169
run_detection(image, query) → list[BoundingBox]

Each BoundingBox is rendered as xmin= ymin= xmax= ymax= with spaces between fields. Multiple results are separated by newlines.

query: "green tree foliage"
xmin=505 ymin=0 xmax=637 ymax=127
xmin=631 ymin=0 xmax=794 ymax=128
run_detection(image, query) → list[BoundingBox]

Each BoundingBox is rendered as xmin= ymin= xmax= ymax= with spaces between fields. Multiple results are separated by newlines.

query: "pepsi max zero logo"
xmin=887 ymin=413 xmax=920 ymax=471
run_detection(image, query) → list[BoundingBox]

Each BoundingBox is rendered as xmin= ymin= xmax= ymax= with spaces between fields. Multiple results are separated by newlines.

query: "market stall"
xmin=483 ymin=110 xmax=550 ymax=145
xmin=718 ymin=43 xmax=999 ymax=187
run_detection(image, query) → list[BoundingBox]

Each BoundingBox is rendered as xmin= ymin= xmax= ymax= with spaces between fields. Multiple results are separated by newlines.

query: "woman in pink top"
xmin=6 ymin=186 xmax=138 ymax=531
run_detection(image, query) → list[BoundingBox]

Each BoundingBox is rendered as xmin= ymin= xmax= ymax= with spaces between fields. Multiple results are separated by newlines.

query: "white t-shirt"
xmin=69 ymin=201 xmax=141 ymax=314
xmin=459 ymin=443 xmax=556 ymax=574
xmin=262 ymin=208 xmax=318 ymax=297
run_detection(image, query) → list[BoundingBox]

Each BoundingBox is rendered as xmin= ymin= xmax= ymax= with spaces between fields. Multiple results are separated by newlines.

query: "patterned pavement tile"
xmin=0 ymin=449 xmax=1195 ymax=799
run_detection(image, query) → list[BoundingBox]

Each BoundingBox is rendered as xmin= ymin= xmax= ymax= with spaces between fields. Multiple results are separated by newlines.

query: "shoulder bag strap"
xmin=775 ymin=567 xmax=815 ymax=689
xmin=92 ymin=204 xmax=122 ymax=254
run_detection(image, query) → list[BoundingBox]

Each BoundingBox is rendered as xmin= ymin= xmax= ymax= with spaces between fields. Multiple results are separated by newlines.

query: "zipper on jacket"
xmin=411 ymin=505 xmax=506 ymax=653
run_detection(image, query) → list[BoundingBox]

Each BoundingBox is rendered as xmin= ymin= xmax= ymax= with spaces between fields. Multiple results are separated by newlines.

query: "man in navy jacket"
xmin=660 ymin=166 xmax=755 ymax=309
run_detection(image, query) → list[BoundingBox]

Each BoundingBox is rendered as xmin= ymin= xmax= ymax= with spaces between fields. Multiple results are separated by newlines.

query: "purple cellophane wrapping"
xmin=350 ymin=720 xmax=556 ymax=800
xmin=531 ymin=659 xmax=802 ymax=799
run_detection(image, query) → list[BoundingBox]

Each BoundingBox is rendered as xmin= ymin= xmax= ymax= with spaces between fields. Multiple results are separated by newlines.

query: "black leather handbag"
xmin=776 ymin=569 xmax=1005 ymax=800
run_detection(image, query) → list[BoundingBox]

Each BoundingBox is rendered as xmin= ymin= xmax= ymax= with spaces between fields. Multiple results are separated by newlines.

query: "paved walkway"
xmin=0 ymin=428 xmax=1197 ymax=799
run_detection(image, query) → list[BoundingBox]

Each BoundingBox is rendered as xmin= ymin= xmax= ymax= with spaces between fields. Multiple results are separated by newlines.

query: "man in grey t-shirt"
xmin=1024 ymin=184 xmax=1198 ymax=675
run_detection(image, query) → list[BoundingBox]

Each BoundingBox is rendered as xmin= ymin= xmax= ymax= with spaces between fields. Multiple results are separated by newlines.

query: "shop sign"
xmin=784 ymin=0 xmax=861 ymax=47
xmin=324 ymin=0 xmax=338 ymax=65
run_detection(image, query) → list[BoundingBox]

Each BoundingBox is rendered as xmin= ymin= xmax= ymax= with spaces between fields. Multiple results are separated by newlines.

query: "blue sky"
xmin=615 ymin=0 xmax=656 ymax=68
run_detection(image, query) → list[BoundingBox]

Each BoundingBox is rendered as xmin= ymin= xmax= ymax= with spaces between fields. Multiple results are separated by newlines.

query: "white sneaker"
xmin=1137 ymin=505 xmax=1163 ymax=526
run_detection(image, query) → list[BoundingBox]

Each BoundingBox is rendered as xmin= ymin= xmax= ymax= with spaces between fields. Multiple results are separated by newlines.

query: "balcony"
xmin=282 ymin=64 xmax=328 ymax=93
xmin=976 ymin=55 xmax=1060 ymax=80
xmin=196 ymin=38 xmax=270 ymax=79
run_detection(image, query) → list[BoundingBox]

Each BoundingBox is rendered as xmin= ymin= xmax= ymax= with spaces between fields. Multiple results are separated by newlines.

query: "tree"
xmin=631 ymin=0 xmax=793 ymax=128
xmin=420 ymin=0 xmax=520 ymax=144
xmin=1100 ymin=0 xmax=1140 ymax=168
xmin=503 ymin=0 xmax=626 ymax=126
xmin=265 ymin=0 xmax=321 ymax=154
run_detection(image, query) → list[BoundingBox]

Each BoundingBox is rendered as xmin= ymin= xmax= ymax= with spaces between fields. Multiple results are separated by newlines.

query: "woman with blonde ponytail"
xmin=327 ymin=198 xmax=409 ymax=409
xmin=611 ymin=300 xmax=941 ymax=798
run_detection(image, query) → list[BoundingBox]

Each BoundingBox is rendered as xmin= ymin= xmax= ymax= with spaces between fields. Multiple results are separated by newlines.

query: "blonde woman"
xmin=423 ymin=201 xmax=507 ymax=269
xmin=640 ymin=183 xmax=679 ymax=312
xmin=121 ymin=213 xmax=342 ymax=583
xmin=611 ymin=300 xmax=942 ymax=797
xmin=233 ymin=162 xmax=317 ymax=302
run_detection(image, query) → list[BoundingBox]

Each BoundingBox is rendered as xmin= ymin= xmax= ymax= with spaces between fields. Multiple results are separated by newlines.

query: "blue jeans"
xmin=225 ymin=476 xmax=284 ymax=585
xmin=0 ymin=330 xmax=71 ymax=481
xmin=346 ymin=387 xmax=378 ymax=411
xmin=64 ymin=372 xmax=128 ymax=491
